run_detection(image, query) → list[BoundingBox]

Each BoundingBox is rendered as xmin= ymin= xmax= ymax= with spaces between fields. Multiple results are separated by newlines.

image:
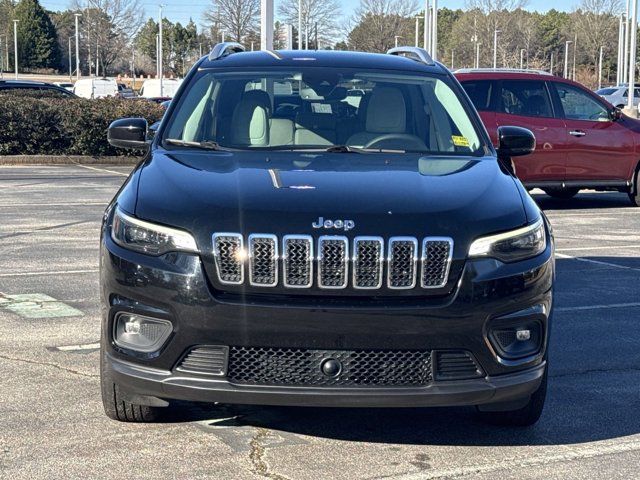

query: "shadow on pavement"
xmin=532 ymin=191 xmax=634 ymax=210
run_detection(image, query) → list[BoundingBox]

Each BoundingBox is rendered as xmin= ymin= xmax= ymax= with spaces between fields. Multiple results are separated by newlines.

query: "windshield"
xmin=163 ymin=68 xmax=483 ymax=154
xmin=596 ymin=88 xmax=618 ymax=95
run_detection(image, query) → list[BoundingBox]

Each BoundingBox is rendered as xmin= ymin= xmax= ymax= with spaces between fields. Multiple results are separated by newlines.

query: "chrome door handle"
xmin=569 ymin=130 xmax=586 ymax=137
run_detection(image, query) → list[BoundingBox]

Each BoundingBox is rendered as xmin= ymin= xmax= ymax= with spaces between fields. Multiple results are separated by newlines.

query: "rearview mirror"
xmin=108 ymin=118 xmax=149 ymax=150
xmin=496 ymin=126 xmax=536 ymax=158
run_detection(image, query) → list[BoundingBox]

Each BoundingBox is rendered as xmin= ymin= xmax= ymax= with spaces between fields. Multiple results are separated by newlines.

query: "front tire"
xmin=100 ymin=342 xmax=165 ymax=422
xmin=629 ymin=169 xmax=640 ymax=206
xmin=476 ymin=368 xmax=547 ymax=427
xmin=544 ymin=187 xmax=579 ymax=199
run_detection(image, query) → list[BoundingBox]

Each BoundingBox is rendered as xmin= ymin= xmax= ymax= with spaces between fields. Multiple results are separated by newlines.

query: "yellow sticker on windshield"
xmin=452 ymin=135 xmax=470 ymax=147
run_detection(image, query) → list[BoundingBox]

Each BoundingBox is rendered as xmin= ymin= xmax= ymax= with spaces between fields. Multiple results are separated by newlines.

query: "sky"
xmin=39 ymin=0 xmax=573 ymax=32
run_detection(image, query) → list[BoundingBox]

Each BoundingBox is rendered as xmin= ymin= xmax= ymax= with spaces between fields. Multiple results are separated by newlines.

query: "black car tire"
xmin=476 ymin=367 xmax=547 ymax=427
xmin=544 ymin=187 xmax=579 ymax=199
xmin=100 ymin=343 xmax=165 ymax=422
xmin=629 ymin=169 xmax=640 ymax=207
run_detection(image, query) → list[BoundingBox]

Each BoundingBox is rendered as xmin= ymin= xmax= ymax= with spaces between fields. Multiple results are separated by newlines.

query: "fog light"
xmin=489 ymin=320 xmax=542 ymax=360
xmin=516 ymin=329 xmax=531 ymax=341
xmin=113 ymin=312 xmax=172 ymax=353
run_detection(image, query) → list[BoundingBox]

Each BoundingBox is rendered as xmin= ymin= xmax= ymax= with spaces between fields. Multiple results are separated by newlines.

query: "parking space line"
xmin=0 ymin=202 xmax=106 ymax=207
xmin=0 ymin=269 xmax=98 ymax=278
xmin=75 ymin=164 xmax=130 ymax=177
xmin=555 ymin=245 xmax=639 ymax=252
xmin=556 ymin=302 xmax=640 ymax=312
xmin=555 ymin=252 xmax=640 ymax=272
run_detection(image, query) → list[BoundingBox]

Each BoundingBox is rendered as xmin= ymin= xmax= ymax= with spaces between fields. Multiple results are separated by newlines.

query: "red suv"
xmin=455 ymin=69 xmax=640 ymax=206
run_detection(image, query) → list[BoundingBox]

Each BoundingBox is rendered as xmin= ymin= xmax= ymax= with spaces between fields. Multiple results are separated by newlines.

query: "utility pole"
xmin=564 ymin=40 xmax=572 ymax=78
xmin=260 ymin=0 xmax=274 ymax=51
xmin=159 ymin=4 xmax=164 ymax=98
xmin=298 ymin=0 xmax=302 ymax=50
xmin=415 ymin=16 xmax=422 ymax=47
xmin=431 ymin=0 xmax=438 ymax=60
xmin=520 ymin=49 xmax=525 ymax=69
xmin=493 ymin=29 xmax=500 ymax=69
xmin=628 ymin=0 xmax=638 ymax=112
xmin=74 ymin=13 xmax=81 ymax=81
xmin=598 ymin=46 xmax=604 ymax=90
xmin=572 ymin=34 xmax=577 ymax=81
xmin=13 ymin=19 xmax=18 ymax=80
xmin=625 ymin=0 xmax=631 ymax=83
xmin=475 ymin=42 xmax=481 ymax=69
xmin=423 ymin=0 xmax=430 ymax=51
xmin=68 ymin=37 xmax=73 ymax=81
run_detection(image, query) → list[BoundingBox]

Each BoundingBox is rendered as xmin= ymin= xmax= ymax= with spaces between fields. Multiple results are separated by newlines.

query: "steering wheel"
xmin=363 ymin=134 xmax=428 ymax=151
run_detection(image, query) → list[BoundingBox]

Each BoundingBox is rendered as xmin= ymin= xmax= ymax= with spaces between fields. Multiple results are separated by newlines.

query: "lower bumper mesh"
xmin=226 ymin=346 xmax=432 ymax=387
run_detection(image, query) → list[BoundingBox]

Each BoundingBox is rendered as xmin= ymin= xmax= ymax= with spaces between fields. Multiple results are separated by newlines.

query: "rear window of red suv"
xmin=460 ymin=80 xmax=492 ymax=111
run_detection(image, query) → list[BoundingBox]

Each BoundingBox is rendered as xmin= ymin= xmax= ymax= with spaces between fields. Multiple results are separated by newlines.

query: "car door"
xmin=493 ymin=79 xmax=565 ymax=183
xmin=552 ymin=81 xmax=634 ymax=182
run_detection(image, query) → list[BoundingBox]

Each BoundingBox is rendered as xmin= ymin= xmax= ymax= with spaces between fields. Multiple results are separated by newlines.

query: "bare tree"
xmin=278 ymin=0 xmax=342 ymax=48
xmin=203 ymin=0 xmax=260 ymax=44
xmin=346 ymin=0 xmax=419 ymax=52
xmin=572 ymin=0 xmax=622 ymax=65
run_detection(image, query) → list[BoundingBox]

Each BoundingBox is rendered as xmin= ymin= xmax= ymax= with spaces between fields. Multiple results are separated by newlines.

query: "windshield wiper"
xmin=324 ymin=145 xmax=370 ymax=154
xmin=164 ymin=138 xmax=231 ymax=151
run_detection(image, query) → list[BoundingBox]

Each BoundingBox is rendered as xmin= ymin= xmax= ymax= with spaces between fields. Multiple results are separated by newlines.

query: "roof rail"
xmin=208 ymin=42 xmax=245 ymax=61
xmin=453 ymin=68 xmax=552 ymax=76
xmin=387 ymin=46 xmax=435 ymax=66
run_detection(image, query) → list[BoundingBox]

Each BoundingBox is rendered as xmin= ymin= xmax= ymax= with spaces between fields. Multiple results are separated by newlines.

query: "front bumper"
xmin=100 ymin=228 xmax=554 ymax=408
xmin=109 ymin=352 xmax=546 ymax=408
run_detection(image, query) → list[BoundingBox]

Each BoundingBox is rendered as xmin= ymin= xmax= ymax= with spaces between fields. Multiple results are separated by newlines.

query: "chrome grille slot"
xmin=421 ymin=238 xmax=453 ymax=288
xmin=249 ymin=234 xmax=278 ymax=286
xmin=353 ymin=237 xmax=383 ymax=289
xmin=387 ymin=237 xmax=418 ymax=289
xmin=318 ymin=236 xmax=348 ymax=289
xmin=212 ymin=233 xmax=244 ymax=284
xmin=283 ymin=235 xmax=313 ymax=288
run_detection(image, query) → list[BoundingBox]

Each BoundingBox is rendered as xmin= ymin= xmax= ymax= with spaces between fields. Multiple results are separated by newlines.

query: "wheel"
xmin=100 ymin=340 xmax=165 ymax=422
xmin=629 ymin=169 xmax=640 ymax=207
xmin=476 ymin=368 xmax=547 ymax=427
xmin=543 ymin=187 xmax=579 ymax=199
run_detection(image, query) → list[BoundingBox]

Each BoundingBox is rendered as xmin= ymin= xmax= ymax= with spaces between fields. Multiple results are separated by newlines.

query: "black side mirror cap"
xmin=108 ymin=118 xmax=149 ymax=150
xmin=496 ymin=126 xmax=536 ymax=158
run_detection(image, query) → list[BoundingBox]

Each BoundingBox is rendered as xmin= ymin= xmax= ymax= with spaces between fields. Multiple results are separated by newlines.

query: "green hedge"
xmin=0 ymin=91 xmax=164 ymax=156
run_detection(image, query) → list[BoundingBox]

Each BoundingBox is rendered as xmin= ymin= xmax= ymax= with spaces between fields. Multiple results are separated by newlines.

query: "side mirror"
xmin=108 ymin=118 xmax=148 ymax=149
xmin=496 ymin=126 xmax=536 ymax=158
xmin=611 ymin=108 xmax=623 ymax=121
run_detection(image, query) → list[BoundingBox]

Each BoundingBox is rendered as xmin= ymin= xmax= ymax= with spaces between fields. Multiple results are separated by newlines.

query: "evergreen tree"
xmin=14 ymin=0 xmax=61 ymax=70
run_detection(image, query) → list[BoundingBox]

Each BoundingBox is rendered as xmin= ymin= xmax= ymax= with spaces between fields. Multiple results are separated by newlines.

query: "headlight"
xmin=468 ymin=218 xmax=546 ymax=263
xmin=111 ymin=206 xmax=198 ymax=255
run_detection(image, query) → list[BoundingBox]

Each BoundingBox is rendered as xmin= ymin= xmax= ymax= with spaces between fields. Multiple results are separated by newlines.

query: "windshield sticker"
xmin=452 ymin=135 xmax=470 ymax=147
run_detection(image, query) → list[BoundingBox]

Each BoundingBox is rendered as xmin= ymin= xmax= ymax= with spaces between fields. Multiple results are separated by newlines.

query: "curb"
xmin=0 ymin=155 xmax=141 ymax=166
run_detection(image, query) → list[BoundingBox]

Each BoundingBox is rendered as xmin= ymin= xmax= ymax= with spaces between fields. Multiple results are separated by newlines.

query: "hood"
xmin=135 ymin=150 xmax=528 ymax=253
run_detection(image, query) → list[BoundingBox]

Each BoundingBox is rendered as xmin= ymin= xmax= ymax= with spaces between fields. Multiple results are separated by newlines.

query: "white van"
xmin=73 ymin=78 xmax=118 ymax=99
xmin=139 ymin=78 xmax=182 ymax=100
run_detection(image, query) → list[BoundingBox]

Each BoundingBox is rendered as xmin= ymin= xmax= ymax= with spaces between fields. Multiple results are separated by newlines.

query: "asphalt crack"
xmin=0 ymin=353 xmax=98 ymax=379
xmin=249 ymin=428 xmax=291 ymax=480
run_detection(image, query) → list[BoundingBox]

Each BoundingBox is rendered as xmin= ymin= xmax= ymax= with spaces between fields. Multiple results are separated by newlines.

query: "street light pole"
xmin=13 ymin=19 xmax=18 ymax=80
xmin=395 ymin=35 xmax=401 ymax=48
xmin=572 ymin=34 xmax=577 ymax=81
xmin=415 ymin=16 xmax=423 ymax=47
xmin=68 ymin=36 xmax=72 ymax=81
xmin=598 ymin=46 xmax=604 ymax=90
xmin=628 ymin=0 xmax=638 ymax=112
xmin=550 ymin=52 xmax=554 ymax=75
xmin=564 ymin=40 xmax=572 ymax=78
xmin=520 ymin=48 xmax=525 ymax=69
xmin=475 ymin=42 xmax=481 ymax=69
xmin=74 ymin=13 xmax=81 ymax=81
xmin=159 ymin=4 xmax=164 ymax=98
xmin=493 ymin=29 xmax=500 ymax=69
xmin=298 ymin=0 xmax=302 ymax=50
xmin=625 ymin=0 xmax=631 ymax=83
xmin=618 ymin=14 xmax=625 ymax=84
xmin=423 ymin=0 xmax=430 ymax=51
xmin=431 ymin=0 xmax=438 ymax=60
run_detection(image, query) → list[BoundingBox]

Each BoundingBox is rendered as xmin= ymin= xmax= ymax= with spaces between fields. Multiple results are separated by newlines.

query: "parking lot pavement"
xmin=1 ymin=165 xmax=639 ymax=480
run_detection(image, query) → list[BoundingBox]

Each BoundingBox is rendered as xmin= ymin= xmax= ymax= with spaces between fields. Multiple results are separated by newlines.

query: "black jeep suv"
xmin=101 ymin=44 xmax=554 ymax=426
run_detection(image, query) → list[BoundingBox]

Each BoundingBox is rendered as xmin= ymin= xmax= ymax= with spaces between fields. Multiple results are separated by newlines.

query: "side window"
xmin=499 ymin=80 xmax=553 ymax=117
xmin=460 ymin=80 xmax=493 ymax=111
xmin=555 ymin=83 xmax=609 ymax=121
xmin=623 ymin=89 xmax=629 ymax=98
